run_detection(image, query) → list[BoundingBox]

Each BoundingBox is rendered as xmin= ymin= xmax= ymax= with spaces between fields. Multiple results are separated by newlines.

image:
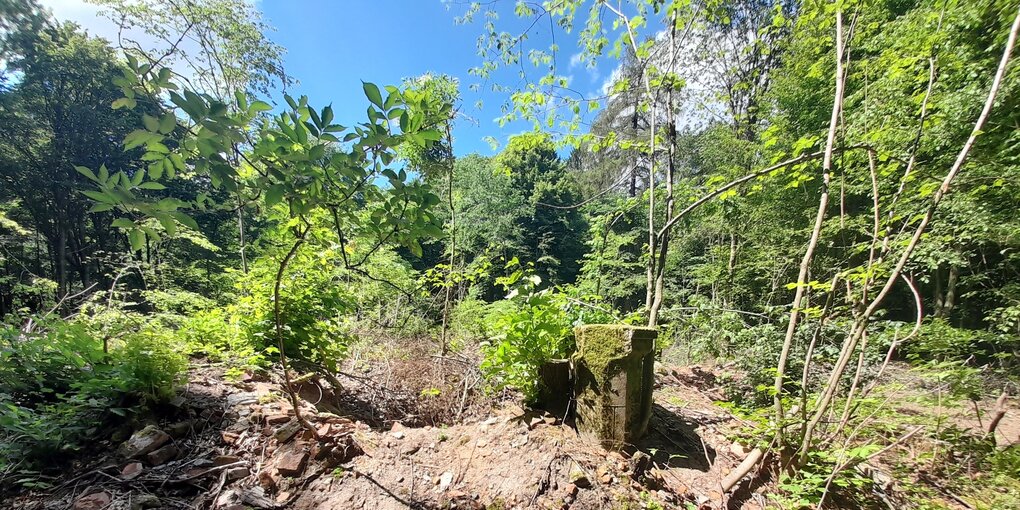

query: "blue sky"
xmin=259 ymin=0 xmax=616 ymax=156
xmin=43 ymin=0 xmax=623 ymax=157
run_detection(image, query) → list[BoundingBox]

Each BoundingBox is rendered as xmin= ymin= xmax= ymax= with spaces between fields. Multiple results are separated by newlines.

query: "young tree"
xmin=77 ymin=55 xmax=447 ymax=430
xmin=91 ymin=0 xmax=291 ymax=99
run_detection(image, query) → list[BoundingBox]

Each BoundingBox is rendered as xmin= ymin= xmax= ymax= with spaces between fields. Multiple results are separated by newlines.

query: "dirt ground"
xmin=2 ymin=350 xmax=1015 ymax=510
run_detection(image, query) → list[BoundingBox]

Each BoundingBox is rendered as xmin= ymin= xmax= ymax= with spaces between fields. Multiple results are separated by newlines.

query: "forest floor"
xmin=5 ymin=337 xmax=1018 ymax=510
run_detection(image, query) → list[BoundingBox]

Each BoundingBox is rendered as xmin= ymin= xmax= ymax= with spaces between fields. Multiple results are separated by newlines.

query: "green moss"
xmin=572 ymin=324 xmax=657 ymax=447
xmin=574 ymin=324 xmax=656 ymax=384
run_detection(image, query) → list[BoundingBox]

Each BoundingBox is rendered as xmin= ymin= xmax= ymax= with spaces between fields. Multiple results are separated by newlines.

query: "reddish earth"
xmin=4 ymin=356 xmax=766 ymax=510
xmin=4 ymin=353 xmax=1014 ymax=510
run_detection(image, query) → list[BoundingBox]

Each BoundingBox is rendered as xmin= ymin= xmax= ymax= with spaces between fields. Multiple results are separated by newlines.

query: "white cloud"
xmin=569 ymin=51 xmax=584 ymax=69
xmin=568 ymin=51 xmax=602 ymax=90
xmin=600 ymin=63 xmax=623 ymax=96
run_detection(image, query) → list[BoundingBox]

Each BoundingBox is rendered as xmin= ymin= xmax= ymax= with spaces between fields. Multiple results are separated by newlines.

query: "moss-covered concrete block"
xmin=571 ymin=324 xmax=657 ymax=449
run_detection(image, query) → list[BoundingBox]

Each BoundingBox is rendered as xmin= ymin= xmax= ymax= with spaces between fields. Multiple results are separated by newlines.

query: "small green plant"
xmin=639 ymin=491 xmax=665 ymax=510
xmin=0 ymin=313 xmax=186 ymax=477
xmin=771 ymin=445 xmax=878 ymax=509
xmin=480 ymin=260 xmax=573 ymax=402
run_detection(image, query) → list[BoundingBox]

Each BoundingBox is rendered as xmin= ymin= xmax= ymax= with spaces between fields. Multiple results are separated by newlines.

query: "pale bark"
xmin=440 ymin=124 xmax=456 ymax=355
xmin=799 ymin=5 xmax=1020 ymax=461
xmin=648 ymin=11 xmax=679 ymax=327
xmin=774 ymin=9 xmax=847 ymax=444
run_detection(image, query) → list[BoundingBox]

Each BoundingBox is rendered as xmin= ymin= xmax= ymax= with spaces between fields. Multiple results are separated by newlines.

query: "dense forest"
xmin=1 ymin=0 xmax=1019 ymax=508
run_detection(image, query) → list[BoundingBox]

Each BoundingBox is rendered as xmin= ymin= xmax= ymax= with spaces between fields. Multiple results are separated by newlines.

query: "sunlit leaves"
xmin=362 ymin=82 xmax=383 ymax=108
xmin=78 ymin=58 xmax=449 ymax=259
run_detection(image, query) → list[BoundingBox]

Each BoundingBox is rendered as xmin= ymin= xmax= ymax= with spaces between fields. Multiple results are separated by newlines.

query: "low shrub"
xmin=0 ymin=315 xmax=186 ymax=478
xmin=479 ymin=260 xmax=625 ymax=402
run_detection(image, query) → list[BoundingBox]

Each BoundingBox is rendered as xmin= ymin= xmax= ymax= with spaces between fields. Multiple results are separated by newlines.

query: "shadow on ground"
xmin=629 ymin=404 xmax=717 ymax=471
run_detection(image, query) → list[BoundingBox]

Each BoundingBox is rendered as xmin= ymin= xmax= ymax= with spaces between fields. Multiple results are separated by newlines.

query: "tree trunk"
xmin=237 ymin=193 xmax=249 ymax=274
xmin=774 ymin=9 xmax=846 ymax=445
xmin=727 ymin=232 xmax=738 ymax=305
xmin=648 ymin=13 xmax=678 ymax=327
xmin=629 ymin=93 xmax=639 ymax=198
xmin=440 ymin=124 xmax=456 ymax=355
xmin=57 ymin=228 xmax=67 ymax=299
xmin=934 ymin=264 xmax=945 ymax=316
xmin=799 ymin=5 xmax=1020 ymax=462
xmin=944 ymin=263 xmax=959 ymax=319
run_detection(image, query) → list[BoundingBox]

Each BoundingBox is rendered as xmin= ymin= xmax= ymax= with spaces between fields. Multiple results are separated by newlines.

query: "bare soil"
xmin=3 ymin=350 xmax=1015 ymax=510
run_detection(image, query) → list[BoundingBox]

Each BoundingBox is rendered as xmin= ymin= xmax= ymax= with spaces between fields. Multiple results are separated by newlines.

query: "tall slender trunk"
xmin=644 ymin=102 xmax=657 ymax=316
xmin=440 ymin=125 xmax=456 ymax=355
xmin=274 ymin=229 xmax=317 ymax=436
xmin=934 ymin=264 xmax=945 ymax=315
xmin=774 ymin=9 xmax=846 ymax=445
xmin=726 ymin=232 xmax=738 ymax=306
xmin=629 ymin=94 xmax=639 ymax=197
xmin=57 ymin=228 xmax=67 ymax=299
xmin=648 ymin=12 xmax=678 ymax=327
xmin=799 ymin=5 xmax=1020 ymax=461
xmin=944 ymin=264 xmax=958 ymax=319
xmin=237 ymin=193 xmax=248 ymax=274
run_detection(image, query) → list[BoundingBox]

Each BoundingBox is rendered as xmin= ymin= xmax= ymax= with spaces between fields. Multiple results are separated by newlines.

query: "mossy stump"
xmin=571 ymin=324 xmax=657 ymax=449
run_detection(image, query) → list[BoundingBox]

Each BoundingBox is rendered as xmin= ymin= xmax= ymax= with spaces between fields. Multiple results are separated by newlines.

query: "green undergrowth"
xmin=682 ymin=313 xmax=1019 ymax=509
xmin=0 ymin=314 xmax=186 ymax=487
xmin=477 ymin=259 xmax=633 ymax=402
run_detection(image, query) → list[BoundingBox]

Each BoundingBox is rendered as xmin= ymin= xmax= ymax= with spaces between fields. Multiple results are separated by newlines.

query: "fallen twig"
xmin=172 ymin=461 xmax=247 ymax=484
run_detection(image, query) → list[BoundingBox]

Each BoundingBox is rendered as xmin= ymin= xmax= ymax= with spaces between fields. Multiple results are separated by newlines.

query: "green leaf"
xmin=75 ymin=166 xmax=97 ymax=181
xmin=140 ymin=226 xmax=161 ymax=243
xmin=250 ymin=100 xmax=273 ymax=113
xmin=130 ymin=169 xmax=145 ymax=186
xmin=407 ymin=239 xmax=423 ymax=258
xmin=82 ymin=190 xmax=113 ymax=203
xmin=169 ymin=153 xmax=186 ymax=171
xmin=142 ymin=114 xmax=160 ymax=132
xmin=158 ymin=113 xmax=177 ymax=134
xmin=155 ymin=213 xmax=177 ymax=236
xmin=138 ymin=182 xmax=166 ymax=190
xmin=170 ymin=211 xmax=199 ymax=230
xmin=111 ymin=218 xmax=135 ymax=229
xmin=89 ymin=203 xmax=115 ymax=213
xmin=363 ymin=82 xmax=383 ymax=107
xmin=265 ymin=184 xmax=286 ymax=206
xmin=148 ymin=160 xmax=164 ymax=180
xmin=112 ymin=97 xmax=136 ymax=110
xmin=422 ymin=224 xmax=445 ymax=238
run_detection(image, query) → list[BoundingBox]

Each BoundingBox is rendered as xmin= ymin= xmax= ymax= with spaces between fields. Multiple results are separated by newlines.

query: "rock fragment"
xmin=117 ymin=425 xmax=170 ymax=458
xmin=73 ymin=492 xmax=111 ymax=510
xmin=130 ymin=494 xmax=160 ymax=510
xmin=213 ymin=455 xmax=241 ymax=466
xmin=146 ymin=444 xmax=179 ymax=466
xmin=265 ymin=413 xmax=290 ymax=426
xmin=274 ymin=419 xmax=302 ymax=443
xmin=276 ymin=450 xmax=308 ymax=477
xmin=226 ymin=466 xmax=250 ymax=482
xmin=121 ymin=461 xmax=143 ymax=480
xmin=438 ymin=471 xmax=453 ymax=491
